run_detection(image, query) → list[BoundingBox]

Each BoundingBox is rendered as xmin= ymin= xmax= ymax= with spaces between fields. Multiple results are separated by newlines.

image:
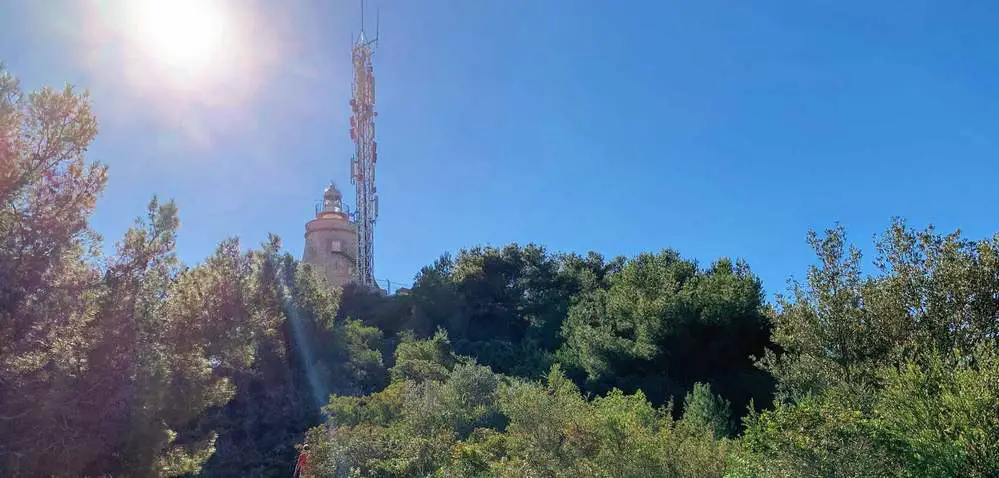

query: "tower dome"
xmin=322 ymin=182 xmax=343 ymax=213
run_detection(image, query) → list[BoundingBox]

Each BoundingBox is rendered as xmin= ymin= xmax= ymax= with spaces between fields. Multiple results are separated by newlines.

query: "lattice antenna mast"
xmin=349 ymin=2 xmax=379 ymax=287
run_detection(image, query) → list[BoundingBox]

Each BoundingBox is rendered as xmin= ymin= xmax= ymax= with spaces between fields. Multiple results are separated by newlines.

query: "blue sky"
xmin=2 ymin=0 xmax=998 ymax=296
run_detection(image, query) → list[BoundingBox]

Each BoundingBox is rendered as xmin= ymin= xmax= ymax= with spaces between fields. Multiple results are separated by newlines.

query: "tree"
xmin=680 ymin=382 xmax=734 ymax=440
xmin=390 ymin=329 xmax=456 ymax=383
xmin=197 ymin=239 xmax=387 ymax=477
xmin=732 ymin=346 xmax=999 ymax=477
xmin=0 ymin=65 xmax=386 ymax=476
xmin=738 ymin=222 xmax=999 ymax=477
xmin=0 ymin=65 xmax=107 ymax=475
xmin=558 ymin=251 xmax=772 ymax=415
xmin=763 ymin=221 xmax=999 ymax=401
xmin=406 ymin=244 xmax=594 ymax=377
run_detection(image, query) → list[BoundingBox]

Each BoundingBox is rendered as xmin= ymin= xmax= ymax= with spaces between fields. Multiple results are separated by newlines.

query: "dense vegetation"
xmin=2 ymin=68 xmax=997 ymax=477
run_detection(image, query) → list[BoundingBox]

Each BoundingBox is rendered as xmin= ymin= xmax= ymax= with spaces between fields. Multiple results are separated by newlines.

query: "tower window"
xmin=331 ymin=239 xmax=342 ymax=253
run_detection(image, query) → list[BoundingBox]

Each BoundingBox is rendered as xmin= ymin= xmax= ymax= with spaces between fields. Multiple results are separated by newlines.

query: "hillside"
xmin=3 ymin=67 xmax=999 ymax=477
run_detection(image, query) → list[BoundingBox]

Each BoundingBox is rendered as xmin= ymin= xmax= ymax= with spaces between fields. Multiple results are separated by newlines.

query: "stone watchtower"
xmin=303 ymin=183 xmax=358 ymax=288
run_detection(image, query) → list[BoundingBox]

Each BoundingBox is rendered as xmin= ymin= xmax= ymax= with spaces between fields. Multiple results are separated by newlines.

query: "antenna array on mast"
xmin=349 ymin=0 xmax=379 ymax=287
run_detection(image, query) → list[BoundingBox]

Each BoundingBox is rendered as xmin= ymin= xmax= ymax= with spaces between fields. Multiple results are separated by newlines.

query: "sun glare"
xmin=129 ymin=0 xmax=230 ymax=75
xmin=93 ymin=0 xmax=273 ymax=146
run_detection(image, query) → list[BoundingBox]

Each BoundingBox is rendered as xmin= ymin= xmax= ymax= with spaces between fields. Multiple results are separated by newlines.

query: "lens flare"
xmin=128 ymin=0 xmax=230 ymax=76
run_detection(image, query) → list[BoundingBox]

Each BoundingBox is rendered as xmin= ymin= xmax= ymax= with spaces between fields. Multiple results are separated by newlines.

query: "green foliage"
xmin=390 ymin=329 xmax=456 ymax=383
xmin=873 ymin=346 xmax=999 ymax=477
xmin=196 ymin=245 xmax=387 ymax=477
xmin=740 ymin=222 xmax=999 ymax=477
xmin=403 ymin=246 xmax=772 ymax=425
xmin=305 ymin=338 xmax=732 ymax=478
xmin=763 ymin=221 xmax=999 ymax=401
xmin=558 ymin=251 xmax=772 ymax=414
xmin=732 ymin=347 xmax=999 ymax=477
xmin=406 ymin=245 xmax=615 ymax=377
xmin=0 ymin=66 xmax=385 ymax=477
xmin=9 ymin=63 xmax=999 ymax=477
xmin=730 ymin=389 xmax=893 ymax=478
xmin=0 ymin=67 xmax=107 ymax=474
xmin=307 ymin=333 xmax=482 ymax=477
xmin=338 ymin=283 xmax=414 ymax=338
xmin=681 ymin=382 xmax=734 ymax=439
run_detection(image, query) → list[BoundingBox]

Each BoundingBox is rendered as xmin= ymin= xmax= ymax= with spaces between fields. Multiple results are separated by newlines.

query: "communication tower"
xmin=349 ymin=7 xmax=379 ymax=287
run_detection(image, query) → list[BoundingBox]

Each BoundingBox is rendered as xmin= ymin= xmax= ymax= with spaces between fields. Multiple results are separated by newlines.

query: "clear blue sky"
xmin=3 ymin=0 xmax=998 ymax=296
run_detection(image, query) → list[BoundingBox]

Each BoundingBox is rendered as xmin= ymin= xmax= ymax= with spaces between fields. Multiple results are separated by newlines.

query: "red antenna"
xmin=349 ymin=1 xmax=380 ymax=287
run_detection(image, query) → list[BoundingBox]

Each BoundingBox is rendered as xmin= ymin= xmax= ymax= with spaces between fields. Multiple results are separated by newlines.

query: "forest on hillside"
xmin=2 ymin=69 xmax=998 ymax=477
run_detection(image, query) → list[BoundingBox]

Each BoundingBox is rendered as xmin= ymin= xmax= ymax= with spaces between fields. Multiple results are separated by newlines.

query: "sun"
xmin=128 ymin=0 xmax=230 ymax=75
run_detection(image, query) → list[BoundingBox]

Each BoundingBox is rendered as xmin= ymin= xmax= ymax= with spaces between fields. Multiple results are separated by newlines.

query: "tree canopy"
xmin=3 ymin=65 xmax=999 ymax=477
xmin=0 ymin=66 xmax=384 ymax=477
